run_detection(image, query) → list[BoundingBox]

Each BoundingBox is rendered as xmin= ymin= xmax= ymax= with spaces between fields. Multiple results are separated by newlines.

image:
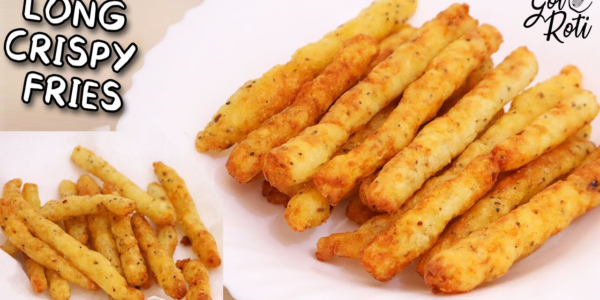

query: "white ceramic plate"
xmin=118 ymin=0 xmax=600 ymax=299
xmin=0 ymin=132 xmax=223 ymax=300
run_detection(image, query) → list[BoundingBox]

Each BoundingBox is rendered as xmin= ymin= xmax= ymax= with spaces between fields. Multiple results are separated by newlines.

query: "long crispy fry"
xmin=38 ymin=194 xmax=136 ymax=221
xmin=424 ymin=148 xmax=600 ymax=293
xmin=0 ymin=180 xmax=22 ymax=257
xmin=78 ymin=176 xmax=125 ymax=278
xmin=46 ymin=268 xmax=70 ymax=300
xmin=346 ymin=197 xmax=382 ymax=225
xmin=147 ymin=182 xmax=179 ymax=257
xmin=265 ymin=4 xmax=477 ymax=192
xmin=314 ymin=25 xmax=503 ymax=205
xmin=154 ymin=162 xmax=221 ymax=268
xmin=177 ymin=259 xmax=212 ymax=300
xmin=102 ymin=182 xmax=149 ymax=287
xmin=21 ymin=183 xmax=48 ymax=294
xmin=366 ymin=47 xmax=538 ymax=212
xmin=59 ymin=180 xmax=90 ymax=246
xmin=132 ymin=213 xmax=187 ymax=299
xmin=227 ymin=34 xmax=379 ymax=183
xmin=264 ymin=123 xmax=349 ymax=191
xmin=365 ymin=25 xmax=416 ymax=74
xmin=2 ymin=181 xmax=142 ymax=300
xmin=417 ymin=133 xmax=595 ymax=275
xmin=196 ymin=0 xmax=418 ymax=152
xmin=70 ymin=146 xmax=175 ymax=225
xmin=493 ymin=90 xmax=599 ymax=171
xmin=361 ymin=154 xmax=499 ymax=281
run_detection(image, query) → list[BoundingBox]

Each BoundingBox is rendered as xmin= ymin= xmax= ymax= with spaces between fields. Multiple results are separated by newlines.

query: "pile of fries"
xmin=197 ymin=0 xmax=600 ymax=294
xmin=1 ymin=146 xmax=220 ymax=300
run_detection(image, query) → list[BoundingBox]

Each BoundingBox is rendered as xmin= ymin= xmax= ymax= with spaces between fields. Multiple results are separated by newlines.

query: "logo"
xmin=524 ymin=0 xmax=593 ymax=43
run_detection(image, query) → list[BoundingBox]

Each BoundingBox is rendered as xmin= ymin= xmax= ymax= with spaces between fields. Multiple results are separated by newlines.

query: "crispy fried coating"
xmin=70 ymin=146 xmax=175 ymax=226
xmin=346 ymin=197 xmax=383 ymax=225
xmin=261 ymin=181 xmax=290 ymax=206
xmin=59 ymin=180 xmax=90 ymax=246
xmin=46 ymin=269 xmax=70 ymax=300
xmin=417 ymin=134 xmax=594 ymax=275
xmin=284 ymin=182 xmax=332 ymax=232
xmin=177 ymin=259 xmax=211 ymax=300
xmin=154 ymin=162 xmax=221 ymax=268
xmin=21 ymin=183 xmax=49 ymax=294
xmin=227 ymin=35 xmax=379 ymax=183
xmin=423 ymin=148 xmax=600 ymax=293
xmin=366 ymin=47 xmax=538 ymax=212
xmin=38 ymin=194 xmax=136 ymax=222
xmin=196 ymin=0 xmax=418 ymax=152
xmin=148 ymin=184 xmax=179 ymax=257
xmin=132 ymin=213 xmax=187 ymax=299
xmin=365 ymin=24 xmax=417 ymax=74
xmin=264 ymin=123 xmax=349 ymax=191
xmin=398 ymin=65 xmax=585 ymax=225
xmin=436 ymin=57 xmax=494 ymax=117
xmin=314 ymin=25 xmax=503 ymax=205
xmin=3 ymin=181 xmax=142 ymax=299
xmin=361 ymin=154 xmax=499 ymax=281
xmin=493 ymin=90 xmax=599 ymax=171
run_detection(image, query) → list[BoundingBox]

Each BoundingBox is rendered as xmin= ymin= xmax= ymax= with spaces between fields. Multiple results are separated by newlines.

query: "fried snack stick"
xmin=361 ymin=154 xmax=499 ymax=281
xmin=494 ymin=90 xmax=599 ymax=171
xmin=154 ymin=162 xmax=221 ymax=268
xmin=365 ymin=24 xmax=417 ymax=74
xmin=132 ymin=213 xmax=187 ymax=299
xmin=70 ymin=146 xmax=175 ymax=225
xmin=147 ymin=183 xmax=179 ymax=257
xmin=264 ymin=4 xmax=478 ymax=192
xmin=196 ymin=0 xmax=418 ymax=152
xmin=346 ymin=197 xmax=383 ymax=225
xmin=386 ymin=65 xmax=585 ymax=225
xmin=38 ymin=194 xmax=136 ymax=221
xmin=0 ymin=180 xmax=22 ymax=257
xmin=79 ymin=176 xmax=125 ymax=277
xmin=424 ymin=149 xmax=600 ymax=293
xmin=227 ymin=35 xmax=379 ymax=183
xmin=177 ymin=259 xmax=211 ymax=300
xmin=46 ymin=268 xmax=70 ymax=300
xmin=416 ymin=132 xmax=594 ymax=276
xmin=314 ymin=25 xmax=503 ymax=205
xmin=102 ymin=182 xmax=149 ymax=287
xmin=366 ymin=47 xmax=538 ymax=212
xmin=59 ymin=180 xmax=90 ymax=246
xmin=21 ymin=183 xmax=48 ymax=294
xmin=3 ymin=181 xmax=143 ymax=300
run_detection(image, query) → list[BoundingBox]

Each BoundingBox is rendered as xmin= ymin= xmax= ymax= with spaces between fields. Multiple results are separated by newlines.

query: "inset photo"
xmin=0 ymin=132 xmax=223 ymax=300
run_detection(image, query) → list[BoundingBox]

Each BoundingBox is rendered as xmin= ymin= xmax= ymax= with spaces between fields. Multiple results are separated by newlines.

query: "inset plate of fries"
xmin=179 ymin=0 xmax=599 ymax=298
xmin=0 ymin=133 xmax=223 ymax=300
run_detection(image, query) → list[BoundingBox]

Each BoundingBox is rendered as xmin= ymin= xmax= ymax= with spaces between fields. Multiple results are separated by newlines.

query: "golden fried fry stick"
xmin=3 ymin=181 xmax=143 ymax=300
xmin=196 ymin=0 xmax=418 ymax=152
xmin=0 ymin=180 xmax=22 ymax=257
xmin=147 ymin=182 xmax=179 ymax=257
xmin=78 ymin=176 xmax=125 ymax=278
xmin=436 ymin=57 xmax=494 ymax=117
xmin=424 ymin=148 xmax=600 ymax=293
xmin=177 ymin=259 xmax=212 ymax=300
xmin=365 ymin=25 xmax=416 ymax=74
xmin=366 ymin=47 xmax=538 ymax=212
xmin=346 ymin=197 xmax=383 ymax=225
xmin=46 ymin=269 xmax=70 ymax=300
xmin=314 ymin=25 xmax=503 ymax=205
xmin=395 ymin=65 xmax=585 ymax=226
xmin=494 ymin=90 xmax=599 ymax=171
xmin=59 ymin=180 xmax=90 ymax=246
xmin=38 ymin=194 xmax=136 ymax=221
xmin=132 ymin=213 xmax=187 ymax=299
xmin=22 ymin=183 xmax=48 ymax=294
xmin=102 ymin=182 xmax=149 ymax=287
xmin=227 ymin=34 xmax=379 ymax=183
xmin=265 ymin=4 xmax=478 ymax=192
xmin=417 ymin=134 xmax=594 ymax=275
xmin=261 ymin=180 xmax=290 ymax=206
xmin=70 ymin=146 xmax=175 ymax=225
xmin=153 ymin=162 xmax=221 ymax=268
xmin=361 ymin=154 xmax=499 ymax=281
